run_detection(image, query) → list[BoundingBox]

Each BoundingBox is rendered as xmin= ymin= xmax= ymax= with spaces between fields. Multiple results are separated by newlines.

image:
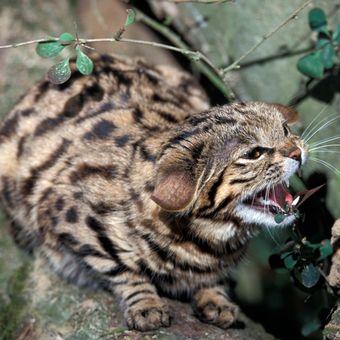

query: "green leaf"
xmin=124 ymin=9 xmax=136 ymax=27
xmin=297 ymin=264 xmax=320 ymax=288
xmin=283 ymin=254 xmax=298 ymax=270
xmin=274 ymin=213 xmax=285 ymax=224
xmin=316 ymin=37 xmax=329 ymax=50
xmin=75 ymin=47 xmax=93 ymax=75
xmin=301 ymin=320 xmax=321 ymax=336
xmin=36 ymin=41 xmax=64 ymax=58
xmin=59 ymin=32 xmax=75 ymax=44
xmin=308 ymin=8 xmax=327 ymax=32
xmin=297 ymin=53 xmax=324 ymax=78
xmin=318 ymin=239 xmax=333 ymax=260
xmin=47 ymin=57 xmax=71 ymax=84
xmin=333 ymin=24 xmax=340 ymax=44
xmin=320 ymin=43 xmax=335 ymax=69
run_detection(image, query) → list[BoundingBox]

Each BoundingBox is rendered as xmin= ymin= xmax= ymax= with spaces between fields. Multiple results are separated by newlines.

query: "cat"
xmin=0 ymin=54 xmax=307 ymax=331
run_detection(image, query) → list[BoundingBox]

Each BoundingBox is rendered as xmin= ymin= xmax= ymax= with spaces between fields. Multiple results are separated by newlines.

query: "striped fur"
xmin=0 ymin=54 xmax=306 ymax=331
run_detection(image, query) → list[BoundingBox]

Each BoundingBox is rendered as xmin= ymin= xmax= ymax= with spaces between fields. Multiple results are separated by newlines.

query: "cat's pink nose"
xmin=288 ymin=147 xmax=302 ymax=164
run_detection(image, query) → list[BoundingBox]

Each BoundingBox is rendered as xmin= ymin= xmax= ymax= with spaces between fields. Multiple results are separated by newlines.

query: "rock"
xmin=328 ymin=219 xmax=340 ymax=292
xmin=323 ymin=219 xmax=340 ymax=340
xmin=6 ymin=250 xmax=276 ymax=340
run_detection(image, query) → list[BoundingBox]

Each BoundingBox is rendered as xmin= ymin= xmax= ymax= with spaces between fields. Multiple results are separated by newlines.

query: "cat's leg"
xmin=41 ymin=239 xmax=171 ymax=331
xmin=192 ymin=286 xmax=239 ymax=328
xmin=113 ymin=272 xmax=172 ymax=331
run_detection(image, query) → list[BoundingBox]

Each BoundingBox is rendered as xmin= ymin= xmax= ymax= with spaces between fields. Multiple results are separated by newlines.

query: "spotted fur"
xmin=0 ymin=54 xmax=307 ymax=331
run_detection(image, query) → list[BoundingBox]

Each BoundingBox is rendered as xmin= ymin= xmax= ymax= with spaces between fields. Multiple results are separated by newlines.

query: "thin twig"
xmin=0 ymin=38 xmax=58 ymax=49
xmin=135 ymin=8 xmax=236 ymax=100
xmin=222 ymin=0 xmax=313 ymax=74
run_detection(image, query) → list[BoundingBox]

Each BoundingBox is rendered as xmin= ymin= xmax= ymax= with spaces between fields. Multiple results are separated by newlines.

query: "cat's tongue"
xmin=268 ymin=183 xmax=293 ymax=209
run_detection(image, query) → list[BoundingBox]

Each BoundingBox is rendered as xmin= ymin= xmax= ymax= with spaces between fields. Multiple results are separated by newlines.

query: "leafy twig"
xmin=0 ymin=38 xmax=58 ymax=49
xmin=222 ymin=0 xmax=313 ymax=74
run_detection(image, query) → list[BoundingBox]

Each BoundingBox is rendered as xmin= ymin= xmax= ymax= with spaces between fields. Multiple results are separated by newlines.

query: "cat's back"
xmin=0 ymin=54 xmax=208 ymax=213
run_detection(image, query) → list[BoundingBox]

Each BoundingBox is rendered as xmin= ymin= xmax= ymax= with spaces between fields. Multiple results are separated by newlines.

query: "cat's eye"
xmin=242 ymin=147 xmax=266 ymax=160
xmin=283 ymin=122 xmax=290 ymax=137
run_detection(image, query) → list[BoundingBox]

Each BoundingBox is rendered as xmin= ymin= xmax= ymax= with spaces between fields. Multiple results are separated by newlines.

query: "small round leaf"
xmin=283 ymin=254 xmax=298 ymax=270
xmin=332 ymin=24 xmax=340 ymax=44
xmin=59 ymin=32 xmax=75 ymax=44
xmin=301 ymin=320 xmax=321 ymax=337
xmin=36 ymin=41 xmax=64 ymax=58
xmin=76 ymin=47 xmax=94 ymax=75
xmin=320 ymin=43 xmax=335 ymax=69
xmin=47 ymin=57 xmax=71 ymax=84
xmin=298 ymin=264 xmax=320 ymax=288
xmin=124 ymin=9 xmax=136 ymax=27
xmin=274 ymin=213 xmax=285 ymax=224
xmin=318 ymin=239 xmax=333 ymax=260
xmin=297 ymin=53 xmax=324 ymax=78
xmin=308 ymin=8 xmax=327 ymax=32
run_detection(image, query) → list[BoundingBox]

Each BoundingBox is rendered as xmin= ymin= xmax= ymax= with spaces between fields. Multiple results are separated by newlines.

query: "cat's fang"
xmin=243 ymin=183 xmax=294 ymax=216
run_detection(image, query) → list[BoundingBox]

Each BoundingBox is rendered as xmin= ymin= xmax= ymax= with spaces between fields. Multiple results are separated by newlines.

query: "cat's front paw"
xmin=124 ymin=298 xmax=172 ymax=331
xmin=193 ymin=287 xmax=239 ymax=329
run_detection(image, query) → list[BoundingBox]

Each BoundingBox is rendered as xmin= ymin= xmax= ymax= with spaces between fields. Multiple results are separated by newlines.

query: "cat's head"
xmin=152 ymin=102 xmax=307 ymax=228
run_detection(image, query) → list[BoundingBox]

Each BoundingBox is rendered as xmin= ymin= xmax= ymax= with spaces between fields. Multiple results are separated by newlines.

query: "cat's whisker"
xmin=308 ymin=157 xmax=340 ymax=175
xmin=310 ymin=150 xmax=340 ymax=155
xmin=309 ymin=135 xmax=340 ymax=147
xmin=304 ymin=116 xmax=340 ymax=143
xmin=301 ymin=106 xmax=329 ymax=139
xmin=309 ymin=144 xmax=340 ymax=152
xmin=302 ymin=112 xmax=338 ymax=141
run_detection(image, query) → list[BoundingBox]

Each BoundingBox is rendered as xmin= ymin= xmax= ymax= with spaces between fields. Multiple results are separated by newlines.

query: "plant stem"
xmin=135 ymin=8 xmax=236 ymax=100
xmin=0 ymin=38 xmax=58 ymax=49
xmin=222 ymin=0 xmax=313 ymax=74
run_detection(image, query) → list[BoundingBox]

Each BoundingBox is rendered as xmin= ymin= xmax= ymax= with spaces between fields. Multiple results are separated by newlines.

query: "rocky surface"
xmin=0 ymin=224 xmax=276 ymax=340
xmin=324 ymin=219 xmax=340 ymax=340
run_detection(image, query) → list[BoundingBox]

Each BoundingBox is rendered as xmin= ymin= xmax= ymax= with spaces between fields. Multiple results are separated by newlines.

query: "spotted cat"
xmin=0 ymin=54 xmax=307 ymax=331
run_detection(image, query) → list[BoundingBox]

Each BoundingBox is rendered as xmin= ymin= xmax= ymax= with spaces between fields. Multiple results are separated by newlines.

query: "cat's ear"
xmin=271 ymin=103 xmax=298 ymax=123
xmin=151 ymin=167 xmax=197 ymax=211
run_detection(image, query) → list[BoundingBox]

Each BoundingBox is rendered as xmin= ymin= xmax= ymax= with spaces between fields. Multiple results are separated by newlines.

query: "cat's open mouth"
xmin=243 ymin=182 xmax=294 ymax=215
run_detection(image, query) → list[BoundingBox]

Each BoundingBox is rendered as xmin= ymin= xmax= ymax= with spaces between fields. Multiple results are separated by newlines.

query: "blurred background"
xmin=0 ymin=0 xmax=339 ymax=339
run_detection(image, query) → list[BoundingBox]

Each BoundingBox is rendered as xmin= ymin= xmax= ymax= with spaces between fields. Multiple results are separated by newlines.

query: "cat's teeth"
xmin=292 ymin=196 xmax=300 ymax=206
xmin=284 ymin=179 xmax=290 ymax=188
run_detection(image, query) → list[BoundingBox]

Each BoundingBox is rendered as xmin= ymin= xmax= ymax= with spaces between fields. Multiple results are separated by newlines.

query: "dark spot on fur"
xmin=63 ymin=93 xmax=85 ymax=118
xmin=86 ymin=83 xmax=105 ymax=102
xmin=76 ymin=101 xmax=115 ymax=124
xmin=65 ymin=206 xmax=79 ymax=223
xmin=139 ymin=145 xmax=156 ymax=162
xmin=70 ymin=164 xmax=117 ymax=183
xmin=73 ymin=192 xmax=83 ymax=200
xmin=115 ymin=134 xmax=130 ymax=147
xmin=55 ymin=197 xmax=65 ymax=211
xmin=0 ymin=112 xmax=19 ymax=141
xmin=132 ymin=107 xmax=143 ymax=123
xmin=157 ymin=111 xmax=178 ymax=123
xmin=34 ymin=116 xmax=64 ymax=137
xmin=84 ymin=119 xmax=116 ymax=140
xmin=17 ymin=136 xmax=27 ymax=159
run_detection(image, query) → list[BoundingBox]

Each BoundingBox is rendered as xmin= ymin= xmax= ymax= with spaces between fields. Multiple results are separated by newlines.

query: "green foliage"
xmin=36 ymin=40 xmax=65 ymax=58
xmin=124 ymin=9 xmax=136 ymax=27
xmin=308 ymin=8 xmax=327 ymax=32
xmin=47 ymin=57 xmax=71 ymax=84
xmin=269 ymin=224 xmax=334 ymax=336
xmin=35 ymin=8 xmax=137 ymax=85
xmin=76 ymin=47 xmax=93 ymax=75
xmin=297 ymin=7 xmax=340 ymax=79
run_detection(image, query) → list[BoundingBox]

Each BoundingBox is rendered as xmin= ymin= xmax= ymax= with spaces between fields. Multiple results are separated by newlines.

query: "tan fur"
xmin=0 ymin=54 xmax=306 ymax=331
